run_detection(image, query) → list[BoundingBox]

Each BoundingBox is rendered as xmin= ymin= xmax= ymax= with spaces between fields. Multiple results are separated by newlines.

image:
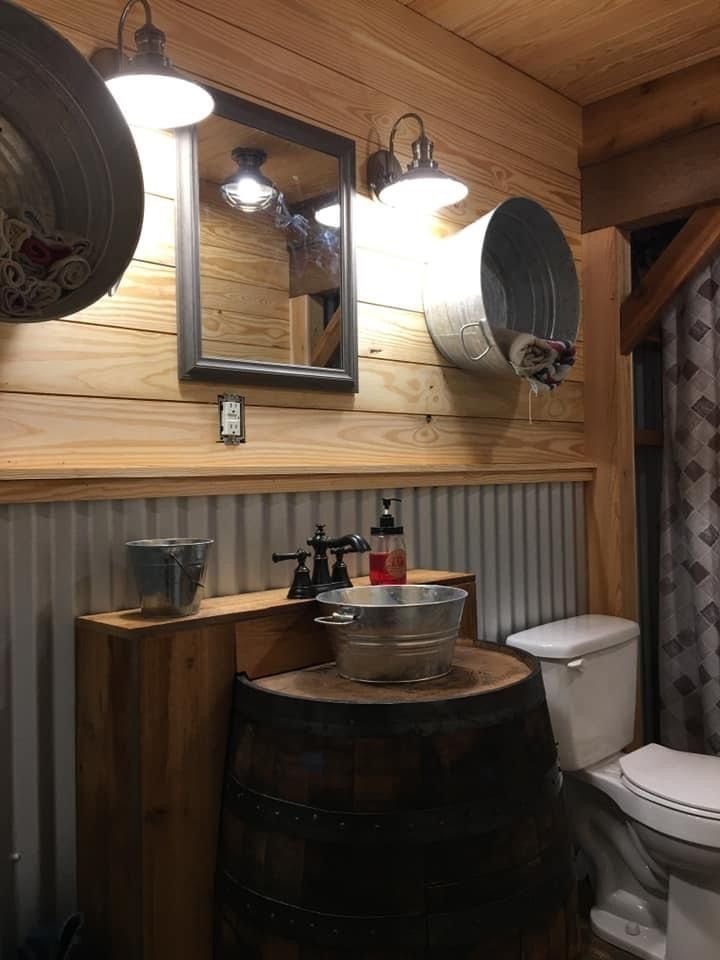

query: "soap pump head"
xmin=372 ymin=497 xmax=403 ymax=535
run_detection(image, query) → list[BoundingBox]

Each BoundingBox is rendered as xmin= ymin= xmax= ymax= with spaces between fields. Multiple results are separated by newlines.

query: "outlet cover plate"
xmin=218 ymin=394 xmax=246 ymax=445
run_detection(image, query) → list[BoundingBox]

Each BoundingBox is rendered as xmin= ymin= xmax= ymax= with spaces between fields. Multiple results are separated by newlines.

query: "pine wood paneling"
xmin=407 ymin=0 xmax=720 ymax=105
xmin=27 ymin=0 xmax=579 ymax=175
xmin=0 ymin=392 xmax=584 ymax=475
xmin=1 ymin=0 xmax=584 ymax=497
xmin=0 ymin=321 xmax=584 ymax=420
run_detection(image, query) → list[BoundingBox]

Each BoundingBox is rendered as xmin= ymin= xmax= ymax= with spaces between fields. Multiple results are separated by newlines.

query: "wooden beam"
xmin=583 ymin=228 xmax=637 ymax=621
xmin=621 ymin=206 xmax=720 ymax=353
xmin=311 ymin=308 xmax=342 ymax=367
xmin=582 ymin=125 xmax=720 ymax=232
xmin=289 ymin=295 xmax=324 ymax=364
xmin=582 ymin=55 xmax=720 ymax=168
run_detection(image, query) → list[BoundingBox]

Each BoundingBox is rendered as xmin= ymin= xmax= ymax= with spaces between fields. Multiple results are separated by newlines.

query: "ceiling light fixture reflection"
xmin=314 ymin=201 xmax=341 ymax=229
xmin=220 ymin=148 xmax=279 ymax=213
xmin=91 ymin=0 xmax=214 ymax=130
xmin=367 ymin=112 xmax=468 ymax=213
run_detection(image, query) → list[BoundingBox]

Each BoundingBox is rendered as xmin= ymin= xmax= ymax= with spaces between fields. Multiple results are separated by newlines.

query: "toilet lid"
xmin=620 ymin=743 xmax=720 ymax=816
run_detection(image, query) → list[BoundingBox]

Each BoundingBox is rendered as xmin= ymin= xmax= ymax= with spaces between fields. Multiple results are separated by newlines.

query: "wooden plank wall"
xmin=0 ymin=0 xmax=585 ymax=497
xmin=198 ymin=181 xmax=291 ymax=363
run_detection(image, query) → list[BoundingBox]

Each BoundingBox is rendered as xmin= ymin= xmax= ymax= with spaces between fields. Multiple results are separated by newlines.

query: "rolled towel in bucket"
xmin=3 ymin=217 xmax=32 ymax=252
xmin=25 ymin=278 xmax=62 ymax=308
xmin=49 ymin=254 xmax=91 ymax=291
xmin=0 ymin=257 xmax=26 ymax=289
xmin=493 ymin=329 xmax=576 ymax=393
xmin=0 ymin=285 xmax=32 ymax=317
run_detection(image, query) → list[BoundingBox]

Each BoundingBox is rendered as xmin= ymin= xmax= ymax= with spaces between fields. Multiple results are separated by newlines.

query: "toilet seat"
xmin=620 ymin=744 xmax=720 ymax=819
xmin=572 ymin=751 xmax=720 ymax=849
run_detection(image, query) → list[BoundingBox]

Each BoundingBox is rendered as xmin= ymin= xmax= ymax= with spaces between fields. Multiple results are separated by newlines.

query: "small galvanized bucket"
xmin=127 ymin=538 xmax=213 ymax=617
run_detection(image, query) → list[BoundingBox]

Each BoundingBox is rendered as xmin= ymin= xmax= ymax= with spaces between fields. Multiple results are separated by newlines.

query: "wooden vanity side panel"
xmin=76 ymin=627 xmax=143 ymax=957
xmin=140 ymin=624 xmax=235 ymax=960
xmin=236 ymin=605 xmax=333 ymax=678
xmin=459 ymin=578 xmax=478 ymax=641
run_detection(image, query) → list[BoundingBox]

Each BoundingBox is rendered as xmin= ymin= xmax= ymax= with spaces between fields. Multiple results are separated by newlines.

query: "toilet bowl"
xmin=507 ymin=616 xmax=720 ymax=960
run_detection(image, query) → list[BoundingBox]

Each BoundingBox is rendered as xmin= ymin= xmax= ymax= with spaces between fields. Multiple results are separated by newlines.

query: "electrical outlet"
xmin=217 ymin=394 xmax=246 ymax=445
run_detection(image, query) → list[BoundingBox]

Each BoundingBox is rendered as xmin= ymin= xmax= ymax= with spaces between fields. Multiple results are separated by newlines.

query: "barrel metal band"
xmin=218 ymin=850 xmax=574 ymax=948
xmin=222 ymin=766 xmax=563 ymax=846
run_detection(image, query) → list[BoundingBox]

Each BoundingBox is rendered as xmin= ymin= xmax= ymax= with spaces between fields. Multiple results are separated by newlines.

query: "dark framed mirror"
xmin=176 ymin=85 xmax=357 ymax=391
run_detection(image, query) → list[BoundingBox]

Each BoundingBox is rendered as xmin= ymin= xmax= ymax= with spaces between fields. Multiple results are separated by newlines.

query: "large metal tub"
xmin=423 ymin=197 xmax=579 ymax=377
xmin=315 ymin=584 xmax=467 ymax=682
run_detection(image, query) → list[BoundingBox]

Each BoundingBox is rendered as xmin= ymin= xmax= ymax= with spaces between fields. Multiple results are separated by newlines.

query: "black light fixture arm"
xmin=388 ymin=112 xmax=436 ymax=170
xmin=388 ymin=112 xmax=426 ymax=157
xmin=117 ymin=0 xmax=167 ymax=64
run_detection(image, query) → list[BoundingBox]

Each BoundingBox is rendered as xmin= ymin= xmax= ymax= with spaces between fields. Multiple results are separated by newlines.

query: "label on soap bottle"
xmin=370 ymin=549 xmax=407 ymax=584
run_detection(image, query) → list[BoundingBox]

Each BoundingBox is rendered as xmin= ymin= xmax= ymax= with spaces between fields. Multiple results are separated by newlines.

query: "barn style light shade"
xmin=91 ymin=0 xmax=214 ymax=129
xmin=220 ymin=148 xmax=279 ymax=213
xmin=367 ymin=112 xmax=468 ymax=213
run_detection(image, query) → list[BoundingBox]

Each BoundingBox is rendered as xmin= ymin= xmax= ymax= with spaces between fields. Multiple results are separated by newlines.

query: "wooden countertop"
xmin=76 ymin=568 xmax=475 ymax=637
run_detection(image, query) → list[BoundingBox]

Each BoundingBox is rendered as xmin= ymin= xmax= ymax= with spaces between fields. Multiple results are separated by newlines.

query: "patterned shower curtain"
xmin=659 ymin=259 xmax=720 ymax=755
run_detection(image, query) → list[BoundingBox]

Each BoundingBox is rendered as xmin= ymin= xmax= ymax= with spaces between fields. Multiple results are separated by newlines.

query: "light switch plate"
xmin=217 ymin=394 xmax=246 ymax=445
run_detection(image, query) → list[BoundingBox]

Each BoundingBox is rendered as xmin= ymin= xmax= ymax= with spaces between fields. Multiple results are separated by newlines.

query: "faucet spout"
xmin=329 ymin=533 xmax=371 ymax=553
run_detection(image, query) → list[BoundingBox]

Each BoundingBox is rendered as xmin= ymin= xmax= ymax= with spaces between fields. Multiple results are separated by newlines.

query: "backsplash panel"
xmin=0 ymin=481 xmax=585 ymax=954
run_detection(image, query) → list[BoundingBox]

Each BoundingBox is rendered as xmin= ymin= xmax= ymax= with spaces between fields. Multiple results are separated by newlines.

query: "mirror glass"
xmin=177 ymin=87 xmax=357 ymax=391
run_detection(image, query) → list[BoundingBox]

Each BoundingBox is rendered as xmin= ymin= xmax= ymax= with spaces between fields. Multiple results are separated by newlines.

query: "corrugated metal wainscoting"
xmin=0 ymin=481 xmax=586 ymax=955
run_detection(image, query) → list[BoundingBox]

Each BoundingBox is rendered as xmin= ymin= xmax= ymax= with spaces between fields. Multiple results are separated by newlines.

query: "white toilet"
xmin=507 ymin=615 xmax=720 ymax=960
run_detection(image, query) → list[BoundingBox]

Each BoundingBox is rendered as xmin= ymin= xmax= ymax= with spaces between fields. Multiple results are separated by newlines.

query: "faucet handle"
xmin=272 ymin=549 xmax=309 ymax=565
xmin=272 ymin=549 xmax=314 ymax=599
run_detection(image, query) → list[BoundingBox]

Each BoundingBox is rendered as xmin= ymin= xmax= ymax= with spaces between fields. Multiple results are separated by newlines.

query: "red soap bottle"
xmin=369 ymin=497 xmax=407 ymax=585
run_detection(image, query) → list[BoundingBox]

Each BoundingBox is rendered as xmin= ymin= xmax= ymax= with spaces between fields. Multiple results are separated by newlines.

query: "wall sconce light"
xmin=367 ymin=112 xmax=468 ymax=213
xmin=220 ymin=148 xmax=279 ymax=213
xmin=90 ymin=0 xmax=214 ymax=129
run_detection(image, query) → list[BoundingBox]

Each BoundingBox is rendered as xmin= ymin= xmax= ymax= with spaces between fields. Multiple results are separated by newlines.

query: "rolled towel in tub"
xmin=3 ymin=217 xmax=32 ymax=252
xmin=25 ymin=278 xmax=62 ymax=308
xmin=0 ymin=286 xmax=32 ymax=317
xmin=0 ymin=257 xmax=26 ymax=289
xmin=492 ymin=328 xmax=576 ymax=393
xmin=49 ymin=254 xmax=91 ymax=290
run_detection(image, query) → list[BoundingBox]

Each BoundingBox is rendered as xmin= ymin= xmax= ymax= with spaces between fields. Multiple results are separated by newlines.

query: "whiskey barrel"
xmin=216 ymin=644 xmax=579 ymax=959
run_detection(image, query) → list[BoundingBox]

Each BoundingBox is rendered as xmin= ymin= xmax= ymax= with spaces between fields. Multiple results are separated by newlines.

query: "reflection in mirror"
xmin=177 ymin=87 xmax=357 ymax=391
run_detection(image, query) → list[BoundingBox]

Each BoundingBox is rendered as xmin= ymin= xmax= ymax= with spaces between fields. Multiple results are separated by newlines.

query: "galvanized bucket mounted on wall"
xmin=423 ymin=197 xmax=579 ymax=377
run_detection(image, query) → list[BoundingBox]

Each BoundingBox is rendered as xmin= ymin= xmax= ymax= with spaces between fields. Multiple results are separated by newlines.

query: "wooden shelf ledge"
xmin=0 ymin=463 xmax=596 ymax=504
xmin=77 ymin=569 xmax=474 ymax=637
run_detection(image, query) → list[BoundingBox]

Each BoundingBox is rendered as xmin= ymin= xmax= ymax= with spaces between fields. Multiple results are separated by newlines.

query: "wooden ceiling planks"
xmin=405 ymin=0 xmax=720 ymax=104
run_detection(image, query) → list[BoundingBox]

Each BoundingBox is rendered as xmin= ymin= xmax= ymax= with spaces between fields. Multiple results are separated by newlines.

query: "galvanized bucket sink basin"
xmin=315 ymin=584 xmax=468 ymax=683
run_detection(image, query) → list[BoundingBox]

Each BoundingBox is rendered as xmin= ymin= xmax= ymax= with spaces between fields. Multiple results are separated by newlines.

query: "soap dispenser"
xmin=369 ymin=497 xmax=407 ymax=585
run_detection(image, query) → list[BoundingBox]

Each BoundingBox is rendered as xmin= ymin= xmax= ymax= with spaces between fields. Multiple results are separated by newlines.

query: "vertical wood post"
xmin=582 ymin=228 xmax=641 ymax=740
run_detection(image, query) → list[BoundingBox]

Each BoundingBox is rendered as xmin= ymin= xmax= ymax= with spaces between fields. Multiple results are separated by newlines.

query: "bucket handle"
xmin=169 ymin=551 xmax=205 ymax=589
xmin=460 ymin=320 xmax=492 ymax=361
xmin=314 ymin=612 xmax=357 ymax=627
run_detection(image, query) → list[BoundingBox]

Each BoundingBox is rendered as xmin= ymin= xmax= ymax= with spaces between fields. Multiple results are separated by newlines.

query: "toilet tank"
xmin=506 ymin=616 xmax=639 ymax=771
